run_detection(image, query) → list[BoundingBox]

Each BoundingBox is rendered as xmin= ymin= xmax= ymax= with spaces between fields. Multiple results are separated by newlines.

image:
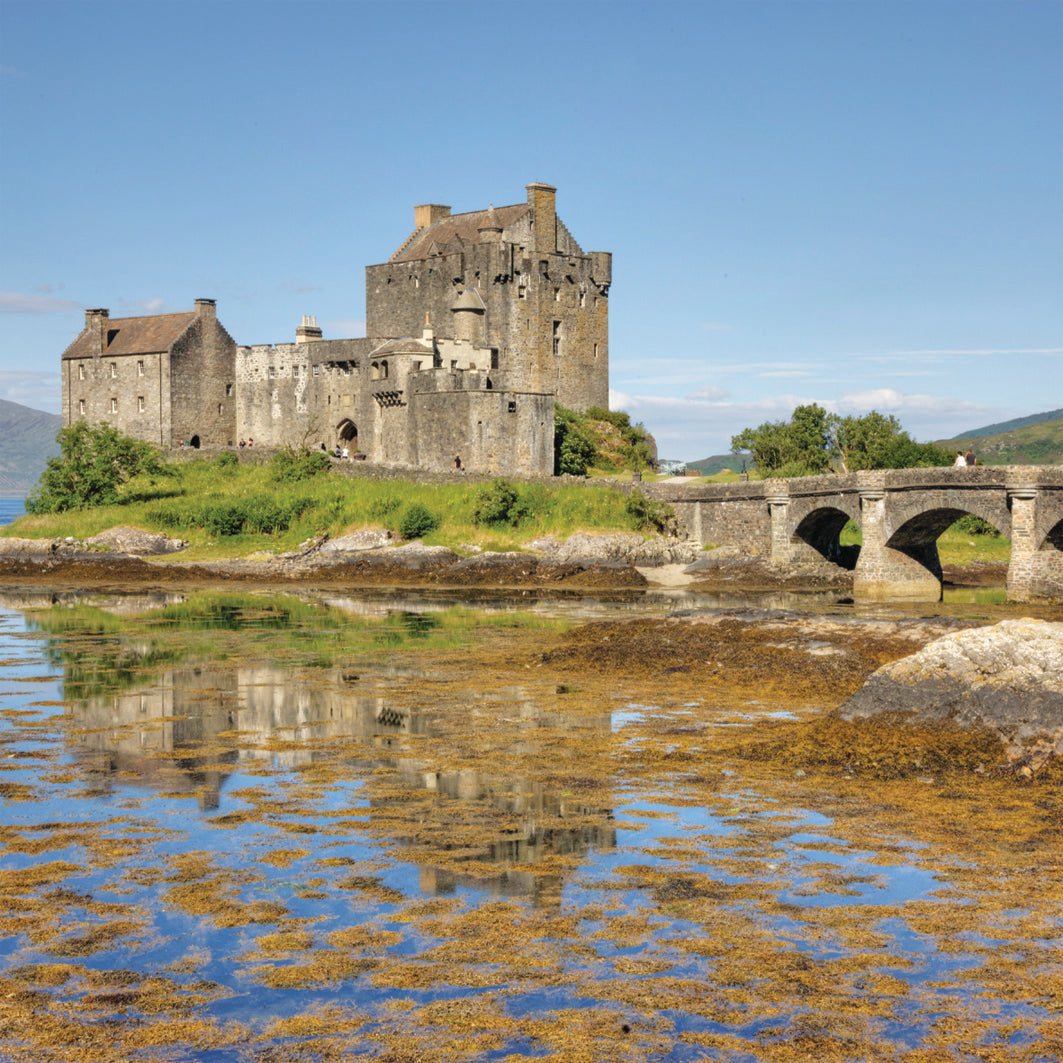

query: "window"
xmin=552 ymin=321 xmax=561 ymax=356
xmin=78 ymin=399 xmax=86 ymax=415
xmin=218 ymin=403 xmax=223 ymax=415
xmin=313 ymin=365 xmax=319 ymax=376
xmin=508 ymin=400 xmax=517 ymax=413
xmin=110 ymin=397 xmax=118 ymax=413
xmin=554 ymin=288 xmax=560 ymax=302
xmin=78 ymin=364 xmax=85 ymax=380
xmin=137 ymin=360 xmax=144 ymax=376
xmin=269 ymin=366 xmax=275 ymax=378
xmin=110 ymin=362 xmax=117 ymax=378
xmin=138 ymin=396 xmax=145 ymax=413
xmin=593 ymin=343 xmax=599 ymax=360
xmin=293 ymin=365 xmax=300 ymax=377
xmin=226 ymin=383 xmax=233 ymax=396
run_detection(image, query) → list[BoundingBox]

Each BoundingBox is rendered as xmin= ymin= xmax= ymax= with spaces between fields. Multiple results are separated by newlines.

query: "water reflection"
xmin=51 ymin=618 xmax=616 ymax=900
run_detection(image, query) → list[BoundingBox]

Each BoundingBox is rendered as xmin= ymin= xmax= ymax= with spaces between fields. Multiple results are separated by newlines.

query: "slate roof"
xmin=368 ymin=337 xmax=434 ymax=358
xmin=62 ymin=312 xmax=197 ymax=360
xmin=390 ymin=203 xmax=529 ymax=263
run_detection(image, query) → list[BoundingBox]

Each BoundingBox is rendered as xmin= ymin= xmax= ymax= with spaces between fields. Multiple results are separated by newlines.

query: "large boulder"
xmin=838 ymin=619 xmax=1063 ymax=770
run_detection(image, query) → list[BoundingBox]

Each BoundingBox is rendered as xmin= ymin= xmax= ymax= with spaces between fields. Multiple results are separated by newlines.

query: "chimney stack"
xmin=296 ymin=314 xmax=323 ymax=343
xmin=84 ymin=308 xmax=109 ymax=356
xmin=194 ymin=298 xmax=216 ymax=325
xmin=526 ymin=182 xmax=557 ymax=253
xmin=414 ymin=203 xmax=451 ymax=229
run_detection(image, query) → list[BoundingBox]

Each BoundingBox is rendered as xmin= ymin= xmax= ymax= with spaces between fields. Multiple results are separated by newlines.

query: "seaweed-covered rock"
xmin=838 ymin=619 xmax=1063 ymax=770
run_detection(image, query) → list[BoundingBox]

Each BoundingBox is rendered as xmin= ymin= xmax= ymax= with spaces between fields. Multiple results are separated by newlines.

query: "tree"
xmin=27 ymin=422 xmax=167 ymax=513
xmin=731 ymin=403 xmax=832 ymax=476
xmin=732 ymin=406 xmax=951 ymax=476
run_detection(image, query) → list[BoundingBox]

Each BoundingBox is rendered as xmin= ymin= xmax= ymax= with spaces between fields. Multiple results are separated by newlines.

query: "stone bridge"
xmin=645 ymin=466 xmax=1063 ymax=602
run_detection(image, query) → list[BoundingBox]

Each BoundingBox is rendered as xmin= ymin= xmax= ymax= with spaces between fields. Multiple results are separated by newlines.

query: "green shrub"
xmin=554 ymin=412 xmax=597 ymax=476
xmin=214 ymin=450 xmax=239 ymax=469
xmin=474 ymin=479 xmax=532 ymax=526
xmin=951 ymin=514 xmax=1001 ymax=537
xmin=397 ymin=502 xmax=441 ymax=540
xmin=197 ymin=501 xmax=246 ymax=537
xmin=270 ymin=447 xmax=331 ymax=483
xmin=625 ymin=490 xmax=675 ymax=534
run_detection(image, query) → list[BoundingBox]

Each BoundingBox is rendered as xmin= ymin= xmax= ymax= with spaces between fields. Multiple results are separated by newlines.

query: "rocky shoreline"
xmin=0 ymin=526 xmax=1002 ymax=593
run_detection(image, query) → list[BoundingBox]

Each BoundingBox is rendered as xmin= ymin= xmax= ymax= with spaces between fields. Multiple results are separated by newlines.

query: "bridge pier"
xmin=1006 ymin=484 xmax=1063 ymax=601
xmin=852 ymin=485 xmax=943 ymax=601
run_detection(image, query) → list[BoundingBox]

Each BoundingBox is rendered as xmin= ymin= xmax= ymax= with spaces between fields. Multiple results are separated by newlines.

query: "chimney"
xmin=84 ymin=308 xmax=109 ymax=356
xmin=526 ymin=182 xmax=557 ymax=253
xmin=414 ymin=203 xmax=451 ymax=230
xmin=296 ymin=314 xmax=323 ymax=344
xmin=194 ymin=298 xmax=217 ymax=326
xmin=422 ymin=311 xmax=435 ymax=346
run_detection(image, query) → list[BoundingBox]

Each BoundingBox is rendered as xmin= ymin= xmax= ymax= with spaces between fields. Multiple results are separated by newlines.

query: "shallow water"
xmin=0 ymin=589 xmax=1060 ymax=1062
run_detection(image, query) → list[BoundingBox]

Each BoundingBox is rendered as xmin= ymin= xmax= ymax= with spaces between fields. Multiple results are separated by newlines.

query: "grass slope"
xmin=0 ymin=399 xmax=61 ymax=495
xmin=943 ymin=407 xmax=1063 ymax=440
xmin=936 ymin=413 xmax=1063 ymax=466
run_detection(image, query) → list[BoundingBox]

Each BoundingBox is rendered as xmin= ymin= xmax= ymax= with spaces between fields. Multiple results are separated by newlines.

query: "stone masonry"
xmin=60 ymin=183 xmax=608 ymax=477
xmin=646 ymin=466 xmax=1063 ymax=603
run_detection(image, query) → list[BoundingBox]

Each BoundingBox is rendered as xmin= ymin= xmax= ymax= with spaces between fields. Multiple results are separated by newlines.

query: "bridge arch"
xmin=791 ymin=506 xmax=860 ymax=568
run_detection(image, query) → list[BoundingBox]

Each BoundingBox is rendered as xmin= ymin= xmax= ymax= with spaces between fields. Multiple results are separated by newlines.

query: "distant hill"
xmin=685 ymin=453 xmax=744 ymax=476
xmin=936 ymin=410 xmax=1063 ymax=466
xmin=0 ymin=399 xmax=61 ymax=495
xmin=942 ymin=408 xmax=1063 ymax=441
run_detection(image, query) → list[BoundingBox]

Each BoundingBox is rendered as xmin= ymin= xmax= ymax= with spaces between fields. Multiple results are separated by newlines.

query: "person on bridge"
xmin=965 ymin=448 xmax=976 ymax=466
xmin=954 ymin=451 xmax=966 ymax=467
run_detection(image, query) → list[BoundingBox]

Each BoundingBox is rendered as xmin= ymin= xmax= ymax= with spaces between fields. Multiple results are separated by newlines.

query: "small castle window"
xmin=381 ymin=361 xmax=389 ymax=379
xmin=313 ymin=365 xmax=319 ymax=376
xmin=218 ymin=403 xmax=223 ymax=415
xmin=110 ymin=397 xmax=118 ymax=413
xmin=508 ymin=401 xmax=517 ymax=413
xmin=594 ymin=343 xmax=599 ymax=360
xmin=268 ymin=366 xmax=275 ymax=378
xmin=110 ymin=362 xmax=117 ymax=378
xmin=413 ymin=361 xmax=422 ymax=371
xmin=293 ymin=365 xmax=300 ymax=377
xmin=78 ymin=399 xmax=85 ymax=415
xmin=554 ymin=288 xmax=561 ymax=302
xmin=138 ymin=396 xmax=145 ymax=413
xmin=553 ymin=321 xmax=561 ymax=356
xmin=226 ymin=383 xmax=233 ymax=396
xmin=137 ymin=360 xmax=144 ymax=376
xmin=78 ymin=364 xmax=85 ymax=380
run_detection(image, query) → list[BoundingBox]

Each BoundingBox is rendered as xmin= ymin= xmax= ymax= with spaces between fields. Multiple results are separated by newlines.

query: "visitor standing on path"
xmin=965 ymin=448 xmax=976 ymax=466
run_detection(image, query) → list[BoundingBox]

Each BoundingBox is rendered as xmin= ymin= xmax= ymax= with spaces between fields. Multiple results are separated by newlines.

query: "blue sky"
xmin=1 ymin=0 xmax=1060 ymax=460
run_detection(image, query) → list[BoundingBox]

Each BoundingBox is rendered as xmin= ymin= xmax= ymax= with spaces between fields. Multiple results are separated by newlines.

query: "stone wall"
xmin=168 ymin=305 xmax=237 ymax=448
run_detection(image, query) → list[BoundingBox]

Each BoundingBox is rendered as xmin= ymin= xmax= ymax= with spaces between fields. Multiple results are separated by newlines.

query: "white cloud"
xmin=0 ymin=292 xmax=81 ymax=314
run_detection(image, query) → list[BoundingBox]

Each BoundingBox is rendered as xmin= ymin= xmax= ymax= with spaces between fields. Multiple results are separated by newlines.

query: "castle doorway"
xmin=189 ymin=435 xmax=201 ymax=449
xmin=336 ymin=420 xmax=358 ymax=449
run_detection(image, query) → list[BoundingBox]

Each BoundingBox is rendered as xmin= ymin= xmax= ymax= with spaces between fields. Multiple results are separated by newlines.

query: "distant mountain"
xmin=0 ymin=399 xmax=61 ymax=495
xmin=685 ymin=453 xmax=744 ymax=476
xmin=935 ymin=410 xmax=1063 ymax=466
xmin=943 ymin=408 xmax=1063 ymax=441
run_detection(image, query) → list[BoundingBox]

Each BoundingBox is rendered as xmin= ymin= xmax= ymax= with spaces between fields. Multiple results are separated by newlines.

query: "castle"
xmin=60 ymin=183 xmax=610 ymax=476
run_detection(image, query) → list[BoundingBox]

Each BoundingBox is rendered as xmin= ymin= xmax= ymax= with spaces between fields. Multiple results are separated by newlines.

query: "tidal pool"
xmin=0 ymin=590 xmax=1059 ymax=1062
